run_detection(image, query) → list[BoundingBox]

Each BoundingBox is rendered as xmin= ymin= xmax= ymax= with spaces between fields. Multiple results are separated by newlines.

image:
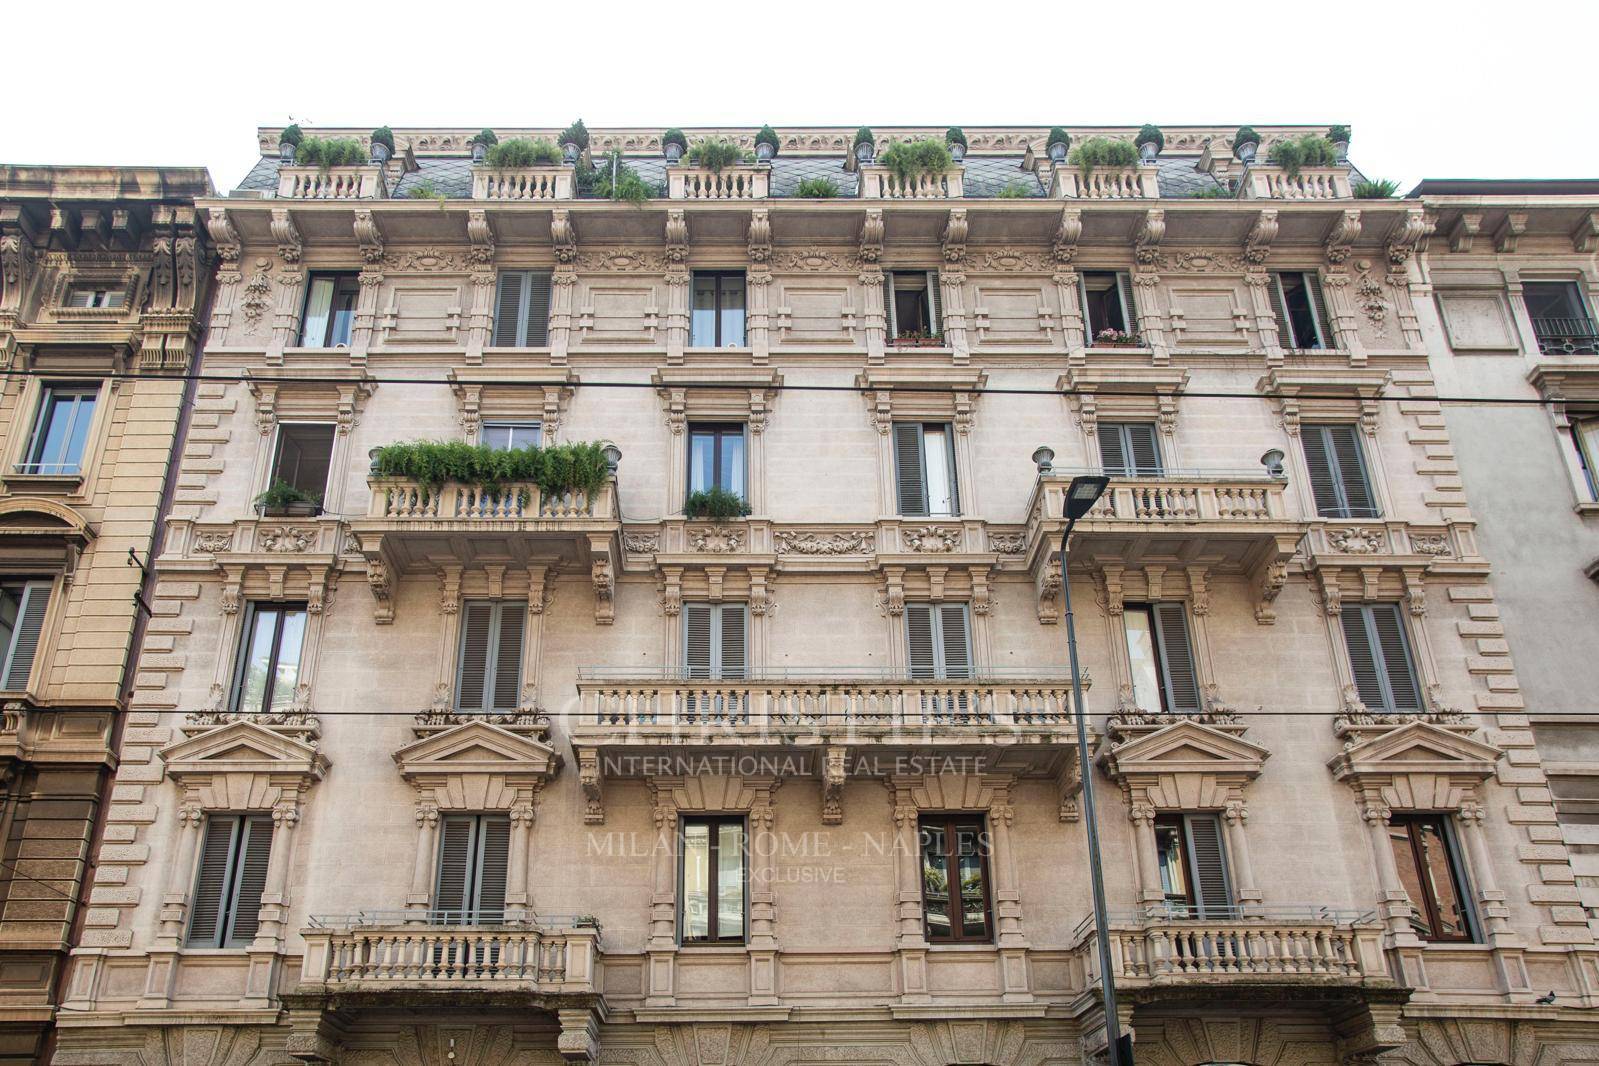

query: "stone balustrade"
xmin=667 ymin=166 xmax=769 ymax=200
xmin=1050 ymin=165 xmax=1161 ymax=199
xmin=471 ymin=166 xmax=574 ymax=201
xmin=1028 ymin=474 xmax=1290 ymax=533
xmin=276 ymin=165 xmax=387 ymax=200
xmin=859 ymin=166 xmax=965 ymax=199
xmin=1240 ymin=164 xmax=1353 ymax=200
xmin=367 ymin=478 xmax=616 ymax=523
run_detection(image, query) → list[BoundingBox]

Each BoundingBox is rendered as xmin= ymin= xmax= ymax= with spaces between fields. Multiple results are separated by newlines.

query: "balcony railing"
xmin=1050 ymin=165 xmax=1160 ymax=199
xmin=1532 ymin=316 xmax=1599 ymax=356
xmin=1239 ymin=164 xmax=1353 ymax=200
xmin=276 ymin=165 xmax=388 ymax=200
xmin=859 ymin=166 xmax=965 ymax=199
xmin=367 ymin=478 xmax=617 ymax=523
xmin=1029 ymin=472 xmax=1291 ymax=530
xmin=667 ymin=165 xmax=769 ymax=200
xmin=471 ymin=165 xmax=574 ymax=201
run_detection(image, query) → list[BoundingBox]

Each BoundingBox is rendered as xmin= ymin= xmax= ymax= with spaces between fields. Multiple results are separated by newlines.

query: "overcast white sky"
xmin=7 ymin=2 xmax=1595 ymax=193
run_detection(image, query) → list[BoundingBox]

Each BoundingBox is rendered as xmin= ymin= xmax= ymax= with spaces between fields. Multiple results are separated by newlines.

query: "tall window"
xmin=683 ymin=603 xmax=746 ymax=680
xmin=266 ymin=423 xmax=335 ymax=509
xmin=1524 ymin=280 xmax=1598 ymax=356
xmin=1154 ymin=813 xmax=1231 ymax=917
xmin=456 ymin=601 xmax=526 ymax=712
xmin=691 ymin=271 xmax=746 ymax=348
xmin=187 ymin=814 xmax=274 ymax=947
xmin=893 ymin=422 xmax=959 ymax=517
xmin=681 ymin=816 xmax=746 ymax=943
xmin=20 ymin=384 xmax=97 ymax=475
xmin=919 ymin=815 xmax=991 ymax=943
xmin=1123 ymin=603 xmax=1201 ymax=715
xmin=299 ymin=272 xmax=360 ymax=347
xmin=1302 ymin=423 xmax=1379 ymax=519
xmin=0 ymin=580 xmax=52 ymax=691
xmin=492 ymin=270 xmax=552 ymax=347
xmin=905 ymin=604 xmax=971 ymax=680
xmin=64 ymin=285 xmax=126 ymax=309
xmin=231 ymin=603 xmax=308 ymax=714
xmin=687 ymin=423 xmax=745 ymax=499
xmin=1270 ymin=271 xmax=1329 ymax=350
xmin=1097 ymin=422 xmax=1163 ymax=477
xmin=1388 ymin=814 xmax=1475 ymax=942
xmin=480 ymin=422 xmax=541 ymax=451
xmin=1081 ymin=271 xmax=1137 ymax=343
xmin=1340 ymin=603 xmax=1423 ymax=713
xmin=1571 ymin=415 xmax=1599 ymax=501
xmin=435 ymin=814 xmax=511 ymax=924
xmin=887 ymin=271 xmax=942 ymax=341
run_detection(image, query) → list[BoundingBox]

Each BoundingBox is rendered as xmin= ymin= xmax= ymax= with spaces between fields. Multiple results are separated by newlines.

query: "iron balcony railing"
xmin=1532 ymin=316 xmax=1599 ymax=356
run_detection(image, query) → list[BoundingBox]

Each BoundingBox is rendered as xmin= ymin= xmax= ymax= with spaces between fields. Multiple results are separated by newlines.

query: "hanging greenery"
xmin=371 ymin=440 xmax=611 ymax=495
xmin=685 ymin=487 xmax=751 ymax=521
xmin=486 ymin=138 xmax=562 ymax=167
xmin=877 ymin=139 xmax=953 ymax=181
xmin=1268 ymin=134 xmax=1339 ymax=179
xmin=293 ymin=137 xmax=367 ymax=168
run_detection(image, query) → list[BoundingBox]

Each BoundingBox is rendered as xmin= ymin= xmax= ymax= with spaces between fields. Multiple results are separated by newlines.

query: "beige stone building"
xmin=0 ymin=165 xmax=213 ymax=1063
xmin=49 ymin=126 xmax=1599 ymax=1065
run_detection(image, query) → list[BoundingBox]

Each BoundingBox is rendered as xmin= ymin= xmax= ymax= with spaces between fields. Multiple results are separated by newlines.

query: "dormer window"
xmin=64 ymin=285 xmax=126 ymax=309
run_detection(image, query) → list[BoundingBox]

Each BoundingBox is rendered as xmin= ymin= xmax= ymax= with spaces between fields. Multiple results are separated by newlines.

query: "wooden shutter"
xmin=475 ymin=816 xmax=511 ymax=919
xmin=1268 ymin=274 xmax=1294 ymax=348
xmin=717 ymin=605 xmax=747 ymax=680
xmin=893 ymin=423 xmax=929 ymax=516
xmin=885 ymin=272 xmax=899 ymax=338
xmin=1328 ymin=424 xmax=1376 ymax=517
xmin=926 ymin=271 xmax=943 ymax=336
xmin=1 ymin=581 xmax=51 ymax=690
xmin=1117 ymin=272 xmax=1139 ymax=334
xmin=1370 ymin=603 xmax=1422 ymax=712
xmin=1153 ymin=603 xmax=1202 ymax=713
xmin=225 ymin=815 xmax=274 ymax=944
xmin=1305 ymin=273 xmax=1331 ymax=348
xmin=1078 ymin=275 xmax=1093 ymax=343
xmin=490 ymin=604 xmax=525 ymax=711
xmin=524 ymin=272 xmax=552 ymax=346
xmin=1127 ymin=423 xmax=1162 ymax=475
xmin=905 ymin=604 xmax=937 ymax=679
xmin=455 ymin=602 xmax=494 ymax=711
xmin=1302 ymin=426 xmax=1341 ymax=516
xmin=683 ymin=603 xmax=714 ymax=679
xmin=1097 ymin=424 xmax=1128 ymax=475
xmin=187 ymin=816 xmax=239 ymax=947
xmin=1184 ymin=815 xmax=1232 ymax=918
xmin=1340 ymin=606 xmax=1386 ymax=710
xmin=937 ymin=605 xmax=972 ymax=680
xmin=492 ymin=272 xmax=525 ymax=347
xmin=435 ymin=815 xmax=475 ymax=921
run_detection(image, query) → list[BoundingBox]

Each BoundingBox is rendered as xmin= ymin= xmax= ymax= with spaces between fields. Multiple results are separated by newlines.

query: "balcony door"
xmin=435 ymin=814 xmax=511 ymax=924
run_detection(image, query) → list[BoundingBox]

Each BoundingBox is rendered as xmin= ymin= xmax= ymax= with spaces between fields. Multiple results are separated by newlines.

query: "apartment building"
xmin=0 ymin=165 xmax=213 ymax=1063
xmin=47 ymin=126 xmax=1599 ymax=1065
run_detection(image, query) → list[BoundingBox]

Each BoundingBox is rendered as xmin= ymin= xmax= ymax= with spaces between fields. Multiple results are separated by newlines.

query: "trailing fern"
xmin=687 ymin=138 xmax=747 ymax=172
xmin=877 ymin=139 xmax=952 ymax=181
xmin=1353 ymin=178 xmax=1401 ymax=199
xmin=685 ymin=487 xmax=751 ymax=521
xmin=793 ymin=177 xmax=840 ymax=198
xmin=486 ymin=138 xmax=562 ymax=167
xmin=371 ymin=440 xmax=611 ymax=495
xmin=1068 ymin=137 xmax=1139 ymax=174
xmin=1267 ymin=134 xmax=1339 ymax=179
xmin=294 ymin=137 xmax=367 ymax=169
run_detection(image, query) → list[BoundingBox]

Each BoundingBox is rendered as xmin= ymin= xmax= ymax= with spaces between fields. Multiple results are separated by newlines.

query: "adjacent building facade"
xmin=43 ymin=127 xmax=1599 ymax=1066
xmin=0 ymin=165 xmax=213 ymax=1063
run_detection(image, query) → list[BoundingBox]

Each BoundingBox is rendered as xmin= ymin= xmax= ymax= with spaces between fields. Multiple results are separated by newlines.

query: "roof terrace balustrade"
xmin=470 ymin=165 xmax=574 ymax=201
xmin=859 ymin=165 xmax=964 ymax=200
xmin=1048 ymin=164 xmax=1161 ymax=200
xmin=276 ymin=165 xmax=388 ymax=200
xmin=1239 ymin=164 xmax=1353 ymax=200
xmin=667 ymin=165 xmax=769 ymax=200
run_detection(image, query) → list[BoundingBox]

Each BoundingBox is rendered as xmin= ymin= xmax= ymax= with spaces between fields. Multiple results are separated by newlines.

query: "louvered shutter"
xmin=105 ymin=288 xmax=126 ymax=309
xmin=885 ymin=272 xmax=900 ymax=338
xmin=937 ymin=605 xmax=971 ymax=680
xmin=1305 ymin=273 xmax=1331 ymax=348
xmin=1117 ymin=272 xmax=1139 ymax=335
xmin=1078 ymin=275 xmax=1093 ymax=344
xmin=1153 ymin=603 xmax=1202 ymax=713
xmin=718 ymin=605 xmax=747 ymax=680
xmin=2 ymin=582 xmax=51 ymax=690
xmin=1339 ymin=606 xmax=1385 ymax=709
xmin=1370 ymin=604 xmax=1422 ymax=712
xmin=894 ymin=423 xmax=929 ymax=516
xmin=1269 ymin=274 xmax=1294 ymax=348
xmin=1184 ymin=815 xmax=1232 ymax=918
xmin=683 ymin=604 xmax=714 ymax=679
xmin=1328 ymin=425 xmax=1376 ymax=518
xmin=493 ymin=272 xmax=525 ymax=347
xmin=455 ymin=602 xmax=494 ymax=711
xmin=225 ymin=815 xmax=274 ymax=945
xmin=490 ymin=604 xmax=525 ymax=711
xmin=475 ymin=816 xmax=511 ymax=920
xmin=435 ymin=815 xmax=475 ymax=922
xmin=523 ymin=272 xmax=552 ymax=346
xmin=66 ymin=288 xmax=93 ymax=309
xmin=1302 ymin=426 xmax=1341 ymax=517
xmin=906 ymin=605 xmax=937 ymax=679
xmin=187 ymin=816 xmax=239 ymax=947
xmin=926 ymin=271 xmax=943 ymax=336
xmin=1097 ymin=424 xmax=1129 ymax=476
xmin=1127 ymin=423 xmax=1162 ymax=475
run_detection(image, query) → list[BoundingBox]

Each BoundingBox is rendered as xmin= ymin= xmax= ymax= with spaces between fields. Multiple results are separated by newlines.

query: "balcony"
xmin=859 ymin=165 xmax=965 ymax=199
xmin=666 ymin=165 xmax=769 ymax=200
xmin=1048 ymin=164 xmax=1160 ymax=199
xmin=276 ymin=165 xmax=388 ymax=200
xmin=1238 ymin=164 xmax=1353 ymax=200
xmin=1533 ymin=316 xmax=1599 ymax=356
xmin=471 ymin=165 xmax=574 ymax=201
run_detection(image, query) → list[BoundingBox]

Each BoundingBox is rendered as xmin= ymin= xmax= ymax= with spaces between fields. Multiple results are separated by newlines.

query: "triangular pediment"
xmin=1330 ymin=720 xmax=1501 ymax=781
xmin=1104 ymin=719 xmax=1271 ymax=780
xmin=393 ymin=719 xmax=561 ymax=781
xmin=159 ymin=719 xmax=328 ymax=780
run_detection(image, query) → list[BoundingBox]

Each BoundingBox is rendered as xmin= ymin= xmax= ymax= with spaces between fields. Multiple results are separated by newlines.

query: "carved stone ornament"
xmin=258 ymin=526 xmax=316 ymax=553
xmin=577 ymin=248 xmax=665 ymax=272
xmin=622 ymin=532 xmax=660 ymax=554
xmin=1327 ymin=526 xmax=1386 ymax=554
xmin=902 ymin=526 xmax=961 ymax=553
xmin=1156 ymin=249 xmax=1249 ymax=273
xmin=988 ymin=532 xmax=1026 ymax=555
xmin=773 ymin=529 xmax=873 ymax=555
xmin=1411 ymin=533 xmax=1451 ymax=556
xmin=688 ymin=526 xmax=744 ymax=553
xmin=194 ymin=530 xmax=233 ymax=554
xmin=979 ymin=248 xmax=1050 ymax=272
xmin=774 ymin=247 xmax=852 ymax=272
xmin=381 ymin=247 xmax=462 ymax=272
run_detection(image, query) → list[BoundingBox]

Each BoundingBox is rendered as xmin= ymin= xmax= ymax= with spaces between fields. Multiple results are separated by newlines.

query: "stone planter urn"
xmin=664 ymin=141 xmax=683 ymax=164
xmin=279 ymin=141 xmax=296 ymax=163
xmin=1235 ymin=140 xmax=1258 ymax=165
xmin=562 ymin=141 xmax=580 ymax=164
xmin=1139 ymin=141 xmax=1159 ymax=164
xmin=949 ymin=142 xmax=966 ymax=163
xmin=371 ymin=141 xmax=391 ymax=165
xmin=471 ymin=141 xmax=488 ymax=163
xmin=1048 ymin=141 xmax=1068 ymax=163
xmin=855 ymin=140 xmax=875 ymax=165
xmin=755 ymin=141 xmax=774 ymax=162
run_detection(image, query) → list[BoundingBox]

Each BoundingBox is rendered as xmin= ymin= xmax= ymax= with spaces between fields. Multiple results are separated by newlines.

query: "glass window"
xmin=892 ymin=423 xmax=960 ymax=517
xmin=231 ymin=603 xmax=307 ymax=714
xmin=1097 ymin=422 xmax=1162 ymax=477
xmin=1082 ymin=271 xmax=1134 ymax=342
xmin=300 ymin=273 xmax=360 ymax=347
xmin=65 ymin=285 xmax=126 ymax=309
xmin=680 ymin=816 xmax=745 ymax=943
xmin=1388 ymin=814 xmax=1474 ymax=942
xmin=687 ymin=423 xmax=745 ymax=498
xmin=1153 ymin=814 xmax=1232 ymax=918
xmin=481 ymin=422 xmax=541 ymax=451
xmin=1574 ymin=417 xmax=1599 ymax=501
xmin=1302 ymin=423 xmax=1379 ymax=519
xmin=434 ymin=814 xmax=511 ymax=924
xmin=1122 ymin=603 xmax=1201 ymax=715
xmin=0 ymin=579 xmax=51 ymax=691
xmin=1275 ymin=271 xmax=1327 ymax=350
xmin=919 ymin=815 xmax=991 ymax=942
xmin=690 ymin=272 xmax=746 ymax=348
xmin=21 ymin=384 xmax=97 ymax=475
xmin=268 ymin=423 xmax=335 ymax=505
xmin=1123 ymin=606 xmax=1163 ymax=715
xmin=889 ymin=272 xmax=939 ymax=340
xmin=1526 ymin=282 xmax=1598 ymax=356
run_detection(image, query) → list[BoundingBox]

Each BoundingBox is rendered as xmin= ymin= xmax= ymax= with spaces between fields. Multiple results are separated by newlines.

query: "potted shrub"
xmin=688 ymin=137 xmax=745 ymax=173
xmin=754 ymin=125 xmax=780 ymax=162
xmin=470 ymin=129 xmax=498 ymax=164
xmin=945 ymin=127 xmax=968 ymax=163
xmin=278 ymin=124 xmax=303 ymax=164
xmin=560 ymin=119 xmax=590 ymax=164
xmin=294 ymin=137 xmax=367 ymax=170
xmin=1047 ymin=127 xmax=1071 ymax=163
xmin=662 ymin=128 xmax=688 ymax=164
xmin=794 ymin=177 xmax=839 ymax=198
xmin=1267 ymin=133 xmax=1338 ymax=179
xmin=685 ymin=487 xmax=751 ymax=521
xmin=854 ymin=127 xmax=876 ymax=165
xmin=1232 ymin=126 xmax=1261 ymax=164
xmin=486 ymin=138 xmax=562 ymax=167
xmin=1353 ymin=178 xmax=1401 ymax=199
xmin=893 ymin=328 xmax=943 ymax=348
xmin=878 ymin=139 xmax=953 ymax=183
xmin=1092 ymin=327 xmax=1142 ymax=348
xmin=370 ymin=126 xmax=396 ymax=164
xmin=255 ymin=479 xmax=322 ymax=518
xmin=1069 ymin=138 xmax=1140 ymax=175
xmin=1327 ymin=124 xmax=1351 ymax=161
xmin=1135 ymin=124 xmax=1164 ymax=164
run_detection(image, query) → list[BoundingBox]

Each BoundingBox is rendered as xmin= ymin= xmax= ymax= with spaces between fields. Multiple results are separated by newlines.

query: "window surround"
xmin=679 ymin=814 xmax=748 ymax=944
xmin=655 ymin=368 xmax=780 ymax=518
xmin=860 ymin=366 xmax=983 ymax=522
xmin=686 ymin=422 xmax=747 ymax=502
xmin=449 ymin=367 xmax=573 ymax=444
xmin=1527 ymin=365 xmax=1599 ymax=510
xmin=424 ymin=566 xmax=547 ymax=726
xmin=876 ymin=566 xmax=994 ymax=679
xmin=656 ymin=566 xmax=774 ymax=677
xmin=2 ymin=375 xmax=113 ymax=495
xmin=917 ymin=814 xmax=994 ymax=943
xmin=1094 ymin=565 xmax=1230 ymax=724
xmin=245 ymin=371 xmax=375 ymax=520
xmin=0 ymin=572 xmax=66 ymax=700
xmin=1313 ymin=569 xmax=1447 ymax=721
xmin=689 ymin=270 xmax=748 ymax=349
xmin=1259 ymin=367 xmax=1392 ymax=524
xmin=46 ymin=264 xmax=141 ymax=322
xmin=1062 ymin=365 xmax=1188 ymax=470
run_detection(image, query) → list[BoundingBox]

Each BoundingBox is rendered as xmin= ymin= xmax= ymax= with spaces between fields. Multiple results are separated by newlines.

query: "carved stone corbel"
xmin=590 ymin=537 xmax=615 ymax=625
xmin=1386 ymin=207 xmax=1429 ymax=264
xmin=466 ymin=208 xmax=496 ymax=265
xmin=1134 ymin=209 xmax=1165 ymax=264
xmin=365 ymin=556 xmax=394 ymax=624
xmin=1447 ymin=212 xmax=1481 ymax=254
xmin=1053 ymin=207 xmax=1082 ymax=264
xmin=353 ymin=209 xmax=385 ymax=264
xmin=1244 ymin=209 xmax=1278 ymax=264
xmin=1252 ymin=560 xmax=1288 ymax=625
xmin=941 ymin=208 xmax=968 ymax=267
xmin=269 ymin=208 xmax=302 ymax=264
xmin=1572 ymin=212 xmax=1599 ymax=253
xmin=657 ymin=566 xmax=683 ymax=617
xmin=1095 ymin=565 xmax=1126 ymax=616
xmin=1325 ymin=209 xmax=1361 ymax=264
xmin=1493 ymin=212 xmax=1527 ymax=254
xmin=578 ymin=748 xmax=603 ymax=825
xmin=747 ymin=207 xmax=771 ymax=268
xmin=206 ymin=207 xmax=242 ymax=264
xmin=821 ymin=746 xmax=846 ymax=825
xmin=859 ymin=208 xmax=884 ymax=264
xmin=878 ymin=566 xmax=906 ymax=617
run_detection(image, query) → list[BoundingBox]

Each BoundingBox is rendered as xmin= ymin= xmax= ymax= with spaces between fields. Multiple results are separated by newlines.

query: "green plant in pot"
xmin=559 ymin=119 xmax=590 ymax=163
xmin=1268 ymin=134 xmax=1338 ymax=179
xmin=794 ymin=177 xmax=839 ymax=198
xmin=469 ymin=128 xmax=498 ymax=163
xmin=1327 ymin=124 xmax=1352 ymax=159
xmin=370 ymin=440 xmax=611 ymax=497
xmin=687 ymin=138 xmax=747 ymax=173
xmin=877 ymin=139 xmax=952 ymax=183
xmin=685 ymin=487 xmax=750 ymax=521
xmin=1046 ymin=127 xmax=1071 ymax=163
xmin=369 ymin=126 xmax=396 ymax=164
xmin=294 ymin=137 xmax=368 ymax=170
xmin=1135 ymin=124 xmax=1164 ymax=163
xmin=486 ymin=138 xmax=562 ymax=168
xmin=1069 ymin=137 xmax=1139 ymax=175
xmin=255 ymin=479 xmax=322 ymax=517
xmin=1232 ymin=126 xmax=1262 ymax=164
xmin=662 ymin=128 xmax=688 ymax=164
xmin=945 ymin=127 xmax=968 ymax=163
xmin=854 ymin=127 xmax=876 ymax=166
xmin=754 ymin=125 xmax=780 ymax=162
xmin=1353 ymin=178 xmax=1401 ymax=199
xmin=278 ymin=124 xmax=303 ymax=163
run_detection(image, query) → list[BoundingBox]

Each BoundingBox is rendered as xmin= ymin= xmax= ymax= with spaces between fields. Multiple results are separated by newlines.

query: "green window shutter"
xmin=1340 ymin=605 xmax=1387 ymax=709
xmin=435 ymin=815 xmax=475 ymax=922
xmin=475 ymin=816 xmax=512 ymax=920
xmin=1153 ymin=602 xmax=1202 ymax=713
xmin=455 ymin=602 xmax=495 ymax=711
xmin=187 ymin=816 xmax=240 ymax=947
xmin=225 ymin=815 xmax=275 ymax=945
xmin=893 ymin=423 xmax=929 ymax=516
xmin=1269 ymin=273 xmax=1294 ymax=348
xmin=1126 ymin=423 xmax=1162 ymax=475
xmin=937 ymin=605 xmax=972 ymax=680
xmin=524 ymin=272 xmax=553 ymax=346
xmin=927 ymin=271 xmax=943 ymax=336
xmin=1370 ymin=603 xmax=1422 ymax=712
xmin=1184 ymin=814 xmax=1232 ymax=918
xmin=490 ymin=603 xmax=526 ymax=711
xmin=2 ymin=581 xmax=51 ymax=690
xmin=1097 ymin=424 xmax=1129 ymax=475
xmin=683 ymin=603 xmax=714 ymax=679
xmin=717 ymin=605 xmax=747 ymax=680
xmin=1117 ymin=271 xmax=1140 ymax=334
xmin=905 ymin=604 xmax=937 ymax=679
xmin=1305 ymin=273 xmax=1331 ymax=348
xmin=493 ymin=271 xmax=526 ymax=347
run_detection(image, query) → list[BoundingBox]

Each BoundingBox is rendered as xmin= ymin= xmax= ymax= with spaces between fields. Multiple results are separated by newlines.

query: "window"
xmin=492 ymin=270 xmax=552 ymax=347
xmin=187 ymin=814 xmax=274 ymax=947
xmin=683 ymin=603 xmax=746 ymax=680
xmin=435 ymin=814 xmax=511 ymax=924
xmin=919 ymin=815 xmax=991 ymax=943
xmin=231 ymin=603 xmax=307 ymax=714
xmin=1154 ymin=813 xmax=1231 ymax=917
xmin=893 ymin=422 xmax=959 ymax=517
xmin=1270 ymin=271 xmax=1329 ymax=350
xmin=1572 ymin=415 xmax=1599 ymax=501
xmin=1302 ymin=423 xmax=1379 ymax=519
xmin=1340 ymin=603 xmax=1423 ymax=713
xmin=0 ymin=580 xmax=51 ymax=691
xmin=1388 ymin=814 xmax=1475 ymax=942
xmin=480 ymin=422 xmax=541 ymax=451
xmin=20 ymin=384 xmax=97 ymax=475
xmin=687 ymin=423 xmax=745 ymax=499
xmin=1524 ymin=281 xmax=1598 ymax=356
xmin=691 ymin=271 xmax=747 ymax=348
xmin=456 ymin=601 xmax=526 ymax=712
xmin=905 ymin=604 xmax=971 ymax=680
xmin=1081 ymin=271 xmax=1137 ymax=343
xmin=681 ymin=816 xmax=745 ymax=943
xmin=64 ymin=285 xmax=126 ymax=309
xmin=1123 ymin=603 xmax=1201 ymax=715
xmin=268 ymin=423 xmax=335 ymax=505
xmin=1097 ymin=422 xmax=1163 ymax=477
xmin=887 ymin=271 xmax=942 ymax=341
xmin=299 ymin=272 xmax=360 ymax=347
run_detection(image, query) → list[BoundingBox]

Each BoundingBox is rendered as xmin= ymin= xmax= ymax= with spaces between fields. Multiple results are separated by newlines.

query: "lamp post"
xmin=1051 ymin=465 xmax=1125 ymax=1065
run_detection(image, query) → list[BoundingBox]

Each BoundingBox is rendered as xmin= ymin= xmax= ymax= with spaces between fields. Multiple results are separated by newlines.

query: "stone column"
xmin=408 ymin=802 xmax=440 ymax=913
xmin=156 ymin=802 xmax=204 ymax=944
xmin=349 ymin=269 xmax=382 ymax=364
xmin=748 ymin=786 xmax=779 ymax=1005
xmin=254 ymin=800 xmax=300 ymax=942
xmin=1359 ymin=794 xmax=1411 ymax=936
xmin=1222 ymin=799 xmax=1262 ymax=909
xmin=861 ymin=269 xmax=886 ymax=363
xmin=889 ymin=790 xmax=930 ymax=1003
xmin=1245 ymin=270 xmax=1284 ymax=364
xmin=465 ymin=269 xmax=495 ymax=363
xmin=644 ymin=792 xmax=678 ymax=1007
xmin=988 ymin=797 xmax=1034 ymax=1002
xmin=508 ymin=801 xmax=535 ymax=913
xmin=747 ymin=267 xmax=771 ymax=364
xmin=1053 ymin=270 xmax=1083 ymax=360
xmin=549 ymin=269 xmax=576 ymax=364
xmin=1319 ymin=270 xmax=1368 ymax=362
xmin=1130 ymin=800 xmax=1162 ymax=906
xmin=664 ymin=269 xmax=689 ymax=365
xmin=1456 ymin=799 xmax=1511 ymax=938
xmin=267 ymin=267 xmax=304 ymax=361
xmin=939 ymin=269 xmax=970 ymax=363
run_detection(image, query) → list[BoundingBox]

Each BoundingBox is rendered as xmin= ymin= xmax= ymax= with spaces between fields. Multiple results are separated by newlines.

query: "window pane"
xmin=236 ymin=610 xmax=279 ymax=713
xmin=1155 ymin=820 xmax=1190 ymax=908
xmin=28 ymin=388 xmax=97 ymax=474
xmin=1388 ymin=823 xmax=1435 ymax=938
xmin=1085 ymin=273 xmax=1125 ymax=335
xmin=719 ymin=274 xmax=746 ymax=346
xmin=482 ymin=423 xmax=540 ymax=450
xmin=1280 ymin=273 xmax=1323 ymax=349
xmin=688 ymin=430 xmax=716 ymax=495
xmin=718 ymin=431 xmax=745 ymax=498
xmin=716 ymin=822 xmax=744 ymax=939
xmin=919 ymin=824 xmax=952 ymax=939
xmin=1414 ymin=820 xmax=1469 ymax=938
xmin=300 ymin=277 xmax=335 ymax=346
xmin=0 ymin=584 xmax=21 ymax=668
xmin=682 ymin=823 xmax=710 ymax=940
xmin=269 ymin=610 xmax=307 ymax=711
xmin=1124 ymin=608 xmax=1163 ymax=714
xmin=955 ymin=823 xmax=988 ymax=938
xmin=894 ymin=286 xmax=929 ymax=336
xmin=691 ymin=275 xmax=718 ymax=347
xmin=1524 ymin=281 xmax=1585 ymax=321
xmin=271 ymin=424 xmax=335 ymax=499
xmin=922 ymin=425 xmax=953 ymax=515
xmin=329 ymin=277 xmax=358 ymax=347
xmin=1575 ymin=419 xmax=1599 ymax=501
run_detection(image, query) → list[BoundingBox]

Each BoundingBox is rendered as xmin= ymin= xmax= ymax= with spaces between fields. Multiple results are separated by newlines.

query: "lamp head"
xmin=1260 ymin=448 xmax=1286 ymax=478
xmin=1031 ymin=445 xmax=1056 ymax=474
xmin=1064 ymin=474 xmax=1110 ymax=520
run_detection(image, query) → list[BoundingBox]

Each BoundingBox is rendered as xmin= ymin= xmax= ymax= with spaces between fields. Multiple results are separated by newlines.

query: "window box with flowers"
xmin=892 ymin=330 xmax=945 ymax=348
xmin=1091 ymin=328 xmax=1144 ymax=348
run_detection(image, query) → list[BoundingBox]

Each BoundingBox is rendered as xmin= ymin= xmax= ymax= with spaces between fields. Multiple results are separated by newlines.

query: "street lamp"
xmin=1055 ymin=471 xmax=1127 ymax=1066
